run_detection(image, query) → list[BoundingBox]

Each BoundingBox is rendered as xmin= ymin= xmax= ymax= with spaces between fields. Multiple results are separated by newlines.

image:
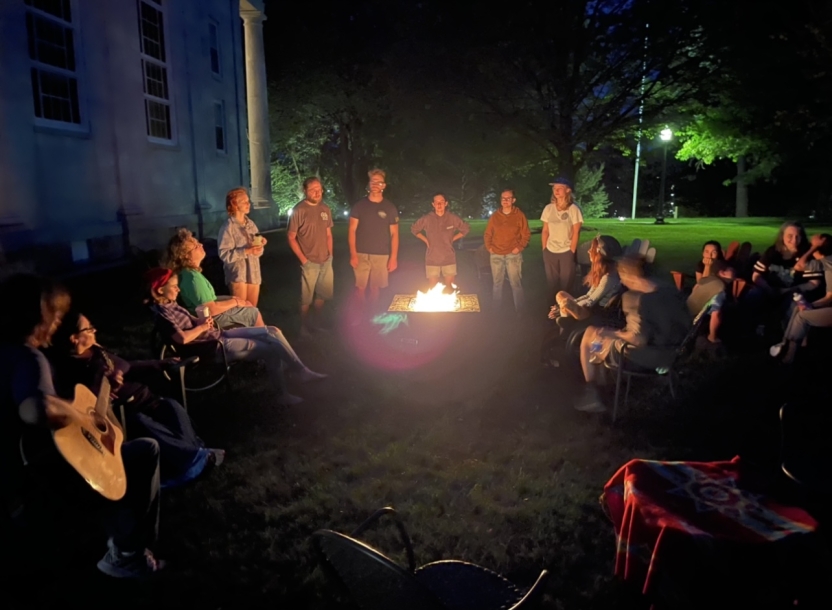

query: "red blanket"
xmin=601 ymin=456 xmax=818 ymax=598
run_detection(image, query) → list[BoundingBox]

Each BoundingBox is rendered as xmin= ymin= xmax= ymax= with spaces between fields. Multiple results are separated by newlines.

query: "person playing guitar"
xmin=0 ymin=273 xmax=165 ymax=578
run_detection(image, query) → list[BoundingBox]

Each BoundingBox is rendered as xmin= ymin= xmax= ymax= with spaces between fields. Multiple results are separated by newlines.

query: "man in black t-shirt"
xmin=348 ymin=169 xmax=400 ymax=309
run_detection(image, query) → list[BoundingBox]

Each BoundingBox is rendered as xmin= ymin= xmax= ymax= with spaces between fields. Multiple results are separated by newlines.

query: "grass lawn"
xmin=13 ymin=218 xmax=830 ymax=609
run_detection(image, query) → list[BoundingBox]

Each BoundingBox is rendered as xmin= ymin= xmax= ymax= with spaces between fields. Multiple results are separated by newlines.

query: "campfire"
xmin=388 ymin=284 xmax=480 ymax=313
xmin=413 ymin=283 xmax=460 ymax=312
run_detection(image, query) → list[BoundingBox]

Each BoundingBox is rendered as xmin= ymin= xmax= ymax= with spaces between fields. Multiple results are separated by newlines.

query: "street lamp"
xmin=656 ymin=127 xmax=672 ymax=224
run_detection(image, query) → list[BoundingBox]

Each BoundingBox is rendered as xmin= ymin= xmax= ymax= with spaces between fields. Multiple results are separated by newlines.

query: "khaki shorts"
xmin=354 ymin=253 xmax=389 ymax=289
xmin=426 ymin=264 xmax=457 ymax=279
xmin=300 ymin=258 xmax=334 ymax=306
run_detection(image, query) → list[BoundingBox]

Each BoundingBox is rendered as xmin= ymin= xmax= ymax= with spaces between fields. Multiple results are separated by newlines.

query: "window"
xmin=25 ymin=0 xmax=82 ymax=125
xmin=214 ymin=101 xmax=226 ymax=152
xmin=137 ymin=0 xmax=173 ymax=141
xmin=208 ymin=20 xmax=221 ymax=76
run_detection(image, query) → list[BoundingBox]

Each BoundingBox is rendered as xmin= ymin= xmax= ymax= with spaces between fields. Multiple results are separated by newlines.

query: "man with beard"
xmin=288 ymin=177 xmax=334 ymax=336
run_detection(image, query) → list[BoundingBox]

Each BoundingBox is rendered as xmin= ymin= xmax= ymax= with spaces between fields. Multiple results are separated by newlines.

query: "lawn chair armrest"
xmin=670 ymin=270 xmax=694 ymax=291
xmin=351 ymin=507 xmax=416 ymax=572
xmin=167 ymin=355 xmax=200 ymax=370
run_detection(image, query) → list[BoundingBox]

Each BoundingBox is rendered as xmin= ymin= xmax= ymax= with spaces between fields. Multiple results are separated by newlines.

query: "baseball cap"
xmin=548 ymin=176 xmax=574 ymax=190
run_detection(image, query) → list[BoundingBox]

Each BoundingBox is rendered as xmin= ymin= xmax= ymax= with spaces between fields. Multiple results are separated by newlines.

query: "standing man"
xmin=484 ymin=189 xmax=531 ymax=312
xmin=287 ymin=177 xmax=334 ymax=335
xmin=541 ymin=177 xmax=583 ymax=303
xmin=348 ymin=169 xmax=400 ymax=312
xmin=411 ymin=192 xmax=470 ymax=289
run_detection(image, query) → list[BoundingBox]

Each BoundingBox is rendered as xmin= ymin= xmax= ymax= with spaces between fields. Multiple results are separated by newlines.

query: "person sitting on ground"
xmin=688 ymin=260 xmax=736 ymax=344
xmin=695 ymin=240 xmax=725 ymax=282
xmin=165 ymin=227 xmax=265 ymax=330
xmin=47 ymin=309 xmax=225 ymax=488
xmin=541 ymin=236 xmax=621 ymax=367
xmin=574 ymin=255 xmax=691 ymax=413
xmin=770 ymin=234 xmax=832 ymax=364
xmin=146 ymin=268 xmax=326 ymax=406
xmin=0 ymin=273 xmax=164 ymax=578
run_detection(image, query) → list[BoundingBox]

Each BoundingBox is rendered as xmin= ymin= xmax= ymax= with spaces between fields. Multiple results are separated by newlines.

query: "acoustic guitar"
xmin=52 ymin=378 xmax=127 ymax=501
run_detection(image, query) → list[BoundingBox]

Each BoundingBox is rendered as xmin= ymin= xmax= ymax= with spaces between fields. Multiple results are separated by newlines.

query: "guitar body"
xmin=52 ymin=383 xmax=127 ymax=501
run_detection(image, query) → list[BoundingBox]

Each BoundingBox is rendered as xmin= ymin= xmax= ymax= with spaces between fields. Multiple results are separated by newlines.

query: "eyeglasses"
xmin=185 ymin=241 xmax=204 ymax=255
xmin=369 ymin=181 xmax=386 ymax=186
xmin=78 ymin=327 xmax=96 ymax=334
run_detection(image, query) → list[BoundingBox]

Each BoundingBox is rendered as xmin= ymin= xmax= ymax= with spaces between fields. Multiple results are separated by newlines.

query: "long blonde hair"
xmin=550 ymin=190 xmax=574 ymax=211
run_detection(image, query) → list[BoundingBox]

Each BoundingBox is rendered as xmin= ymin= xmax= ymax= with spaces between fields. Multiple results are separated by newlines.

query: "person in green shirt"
xmin=164 ymin=228 xmax=262 ymax=330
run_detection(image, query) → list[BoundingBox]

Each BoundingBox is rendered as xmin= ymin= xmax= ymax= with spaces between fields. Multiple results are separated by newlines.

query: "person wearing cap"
xmin=411 ymin=192 xmax=470 ymax=290
xmin=146 ymin=268 xmax=327 ymax=407
xmin=541 ymin=177 xmax=583 ymax=303
xmin=483 ymin=189 xmax=531 ymax=312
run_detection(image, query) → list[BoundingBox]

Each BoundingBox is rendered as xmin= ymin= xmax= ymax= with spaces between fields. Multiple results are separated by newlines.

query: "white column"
xmin=240 ymin=6 xmax=272 ymax=208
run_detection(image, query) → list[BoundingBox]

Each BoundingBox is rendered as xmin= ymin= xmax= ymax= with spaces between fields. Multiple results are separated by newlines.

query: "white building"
xmin=0 ymin=0 xmax=273 ymax=270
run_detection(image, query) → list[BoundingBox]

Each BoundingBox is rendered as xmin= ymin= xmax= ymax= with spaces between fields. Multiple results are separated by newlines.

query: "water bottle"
xmin=793 ymin=293 xmax=809 ymax=310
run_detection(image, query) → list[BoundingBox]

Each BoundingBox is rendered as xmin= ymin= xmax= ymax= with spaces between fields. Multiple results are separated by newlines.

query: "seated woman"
xmin=770 ymin=234 xmax=832 ymax=364
xmin=541 ymin=236 xmax=621 ymax=366
xmin=746 ymin=222 xmax=814 ymax=333
xmin=574 ymin=255 xmax=691 ymax=413
xmin=146 ymin=268 xmax=326 ymax=406
xmin=695 ymin=240 xmax=725 ymax=282
xmin=0 ymin=274 xmax=163 ymax=578
xmin=47 ymin=310 xmax=225 ymax=489
xmin=165 ymin=228 xmax=264 ymax=330
xmin=688 ymin=260 xmax=736 ymax=344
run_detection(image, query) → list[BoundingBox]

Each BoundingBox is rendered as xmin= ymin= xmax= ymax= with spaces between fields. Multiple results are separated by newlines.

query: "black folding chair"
xmin=313 ymin=507 xmax=549 ymax=610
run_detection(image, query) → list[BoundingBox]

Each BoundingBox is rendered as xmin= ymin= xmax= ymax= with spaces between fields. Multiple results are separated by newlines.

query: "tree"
xmin=445 ymin=0 xmax=717 ymax=181
xmin=675 ymin=100 xmax=779 ymax=217
xmin=575 ymin=164 xmax=612 ymax=218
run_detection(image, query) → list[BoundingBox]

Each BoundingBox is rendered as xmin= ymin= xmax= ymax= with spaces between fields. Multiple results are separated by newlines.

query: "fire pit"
xmin=388 ymin=283 xmax=480 ymax=313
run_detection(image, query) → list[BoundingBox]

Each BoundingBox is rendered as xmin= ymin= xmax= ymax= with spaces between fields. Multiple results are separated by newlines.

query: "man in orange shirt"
xmin=484 ymin=189 xmax=531 ymax=312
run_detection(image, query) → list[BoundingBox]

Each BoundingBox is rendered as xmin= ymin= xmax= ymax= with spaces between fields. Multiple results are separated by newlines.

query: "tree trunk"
xmin=735 ymin=156 xmax=749 ymax=217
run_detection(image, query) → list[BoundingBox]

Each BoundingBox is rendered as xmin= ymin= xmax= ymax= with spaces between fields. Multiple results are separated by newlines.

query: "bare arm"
xmin=388 ymin=224 xmax=400 ymax=272
xmin=326 ymin=227 xmax=333 ymax=258
xmin=541 ymin=224 xmax=549 ymax=251
xmin=205 ymin=296 xmax=247 ymax=316
xmin=811 ymin=290 xmax=832 ymax=309
xmin=348 ymin=218 xmax=359 ymax=264
xmin=287 ymin=231 xmax=308 ymax=265
xmin=172 ymin=321 xmax=214 ymax=345
xmin=570 ymin=222 xmax=582 ymax=254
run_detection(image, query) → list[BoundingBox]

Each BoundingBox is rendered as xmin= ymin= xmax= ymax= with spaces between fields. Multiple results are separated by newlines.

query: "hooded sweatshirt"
xmin=484 ymin=206 xmax=531 ymax=255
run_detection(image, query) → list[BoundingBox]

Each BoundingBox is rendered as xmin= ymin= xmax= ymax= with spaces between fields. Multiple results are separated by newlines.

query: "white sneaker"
xmin=296 ymin=368 xmax=328 ymax=383
xmin=769 ymin=343 xmax=784 ymax=358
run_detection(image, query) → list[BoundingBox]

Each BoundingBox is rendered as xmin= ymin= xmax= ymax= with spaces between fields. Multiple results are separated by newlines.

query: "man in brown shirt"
xmin=288 ymin=177 xmax=334 ymax=335
xmin=483 ymin=189 xmax=531 ymax=312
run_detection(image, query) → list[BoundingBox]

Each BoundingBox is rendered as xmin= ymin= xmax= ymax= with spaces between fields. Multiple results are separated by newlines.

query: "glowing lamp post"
xmin=656 ymin=127 xmax=672 ymax=224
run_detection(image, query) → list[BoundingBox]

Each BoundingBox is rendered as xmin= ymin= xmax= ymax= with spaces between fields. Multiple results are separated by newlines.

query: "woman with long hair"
xmin=0 ymin=274 xmax=164 ymax=578
xmin=695 ymin=240 xmax=725 ymax=282
xmin=747 ymin=221 xmax=816 ymax=336
xmin=47 ymin=309 xmax=224 ymax=488
xmin=165 ymin=227 xmax=264 ymax=330
xmin=540 ymin=176 xmax=584 ymax=302
xmin=218 ymin=187 xmax=266 ymax=306
xmin=541 ymin=236 xmax=621 ymax=367
xmin=147 ymin=268 xmax=326 ymax=407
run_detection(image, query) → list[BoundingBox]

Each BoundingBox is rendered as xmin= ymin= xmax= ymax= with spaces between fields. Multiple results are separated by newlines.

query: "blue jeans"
xmin=490 ymin=253 xmax=524 ymax=311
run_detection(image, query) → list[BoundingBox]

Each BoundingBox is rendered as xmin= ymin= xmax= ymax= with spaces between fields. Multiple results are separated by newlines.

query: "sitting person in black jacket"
xmin=47 ymin=309 xmax=224 ymax=489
